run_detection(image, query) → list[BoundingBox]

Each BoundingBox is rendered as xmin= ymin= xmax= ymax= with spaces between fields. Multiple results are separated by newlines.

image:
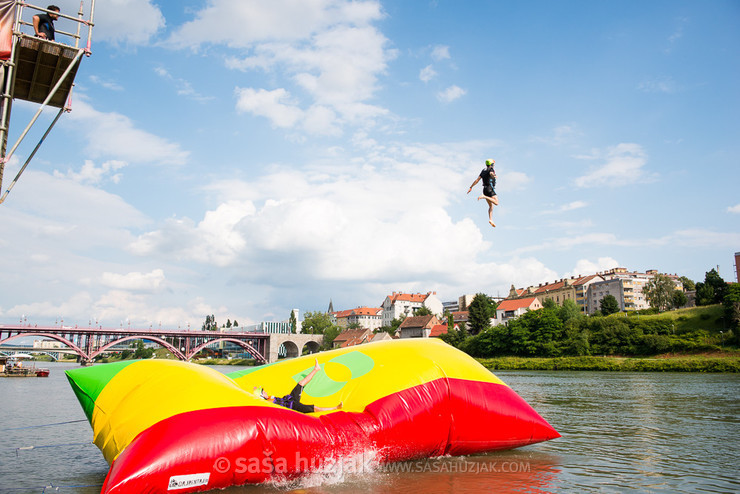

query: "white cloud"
xmin=130 ymin=201 xmax=253 ymax=267
xmin=541 ymin=200 xmax=587 ymax=215
xmin=566 ymin=257 xmax=620 ymax=278
xmin=513 ymin=233 xmax=620 ymax=255
xmin=638 ymin=77 xmax=677 ymax=94
xmin=431 ymin=45 xmax=450 ymax=61
xmin=533 ymin=124 xmax=581 ymax=146
xmin=129 ymin=141 xmax=500 ymax=287
xmin=671 ymin=229 xmax=740 ymax=248
xmin=235 ymin=87 xmax=304 ymax=128
xmin=87 ymin=0 xmax=165 ymax=46
xmin=54 ymin=160 xmax=127 ymax=185
xmin=166 ymin=1 xmax=392 ymax=134
xmin=437 ymin=85 xmax=466 ymax=103
xmin=166 ymin=0 xmax=384 ymax=49
xmin=727 ymin=204 xmax=740 ymax=214
xmin=67 ymin=99 xmax=189 ymax=165
xmin=665 ymin=16 xmax=688 ymax=53
xmin=101 ymin=269 xmax=166 ymax=291
xmin=574 ymin=143 xmax=654 ymax=188
xmin=420 ymin=64 xmax=437 ymax=82
xmin=89 ymin=75 xmax=123 ymax=91
xmin=500 ymin=170 xmax=531 ymax=190
xmin=561 ymin=200 xmax=587 ymax=212
xmin=154 ymin=67 xmax=214 ymax=103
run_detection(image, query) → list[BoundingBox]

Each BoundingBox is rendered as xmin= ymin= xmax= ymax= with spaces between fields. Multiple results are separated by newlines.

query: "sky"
xmin=0 ymin=0 xmax=738 ymax=329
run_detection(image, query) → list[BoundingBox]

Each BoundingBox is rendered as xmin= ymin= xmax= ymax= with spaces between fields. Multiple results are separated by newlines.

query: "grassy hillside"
xmin=618 ymin=304 xmax=728 ymax=334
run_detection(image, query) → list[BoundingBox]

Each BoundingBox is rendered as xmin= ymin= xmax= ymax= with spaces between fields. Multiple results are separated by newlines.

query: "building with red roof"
xmin=398 ymin=314 xmax=444 ymax=338
xmin=332 ymin=328 xmax=393 ymax=348
xmin=331 ymin=306 xmax=382 ymax=331
xmin=380 ymin=291 xmax=443 ymax=327
xmin=495 ymin=297 xmax=543 ymax=325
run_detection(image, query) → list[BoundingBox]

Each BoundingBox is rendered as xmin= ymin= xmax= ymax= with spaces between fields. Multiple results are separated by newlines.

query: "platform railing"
xmin=0 ymin=0 xmax=95 ymax=204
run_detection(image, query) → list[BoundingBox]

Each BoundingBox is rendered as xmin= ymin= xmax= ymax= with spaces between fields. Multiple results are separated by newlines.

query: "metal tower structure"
xmin=0 ymin=0 xmax=95 ymax=204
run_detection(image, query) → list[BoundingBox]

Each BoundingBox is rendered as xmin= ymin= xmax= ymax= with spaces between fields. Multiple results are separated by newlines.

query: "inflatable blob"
xmin=66 ymin=339 xmax=559 ymax=493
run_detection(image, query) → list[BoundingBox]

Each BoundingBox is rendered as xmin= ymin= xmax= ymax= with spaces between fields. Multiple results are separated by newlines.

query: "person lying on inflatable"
xmin=254 ymin=358 xmax=343 ymax=413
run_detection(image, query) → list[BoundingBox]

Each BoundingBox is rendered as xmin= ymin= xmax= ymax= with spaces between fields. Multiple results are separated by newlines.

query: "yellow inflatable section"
xmin=66 ymin=338 xmax=559 ymax=493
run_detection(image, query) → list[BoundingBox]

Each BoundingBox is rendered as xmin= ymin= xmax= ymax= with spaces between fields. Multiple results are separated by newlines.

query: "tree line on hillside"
xmin=196 ymin=269 xmax=738 ymax=356
xmin=441 ymin=269 xmax=739 ymax=358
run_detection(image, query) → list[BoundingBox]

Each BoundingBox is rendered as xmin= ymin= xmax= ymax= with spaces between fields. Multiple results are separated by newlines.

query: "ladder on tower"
xmin=0 ymin=0 xmax=95 ymax=204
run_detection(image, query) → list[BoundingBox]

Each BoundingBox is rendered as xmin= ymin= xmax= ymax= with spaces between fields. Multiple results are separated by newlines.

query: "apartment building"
xmin=331 ymin=307 xmax=383 ymax=331
xmin=586 ymin=268 xmax=683 ymax=313
xmin=380 ymin=291 xmax=443 ymax=327
xmin=507 ymin=275 xmax=603 ymax=312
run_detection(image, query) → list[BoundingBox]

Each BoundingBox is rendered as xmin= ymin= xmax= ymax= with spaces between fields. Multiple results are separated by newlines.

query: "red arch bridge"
xmin=0 ymin=325 xmax=323 ymax=365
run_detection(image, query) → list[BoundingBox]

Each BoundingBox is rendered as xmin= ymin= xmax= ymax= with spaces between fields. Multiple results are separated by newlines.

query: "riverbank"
xmin=477 ymin=352 xmax=740 ymax=372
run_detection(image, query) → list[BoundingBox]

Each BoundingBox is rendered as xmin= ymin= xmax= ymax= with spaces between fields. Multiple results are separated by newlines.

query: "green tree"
xmin=723 ymin=284 xmax=740 ymax=345
xmin=233 ymin=320 xmax=239 ymax=328
xmin=300 ymin=311 xmax=335 ymax=334
xmin=695 ymin=269 xmax=727 ymax=305
xmin=414 ymin=305 xmax=433 ymax=316
xmin=600 ymin=294 xmax=620 ymax=316
xmin=589 ymin=317 xmax=640 ymax=355
xmin=468 ymin=293 xmax=497 ymax=335
xmin=133 ymin=340 xmax=153 ymax=359
xmin=202 ymin=314 xmax=217 ymax=331
xmin=643 ymin=273 xmax=675 ymax=312
xmin=322 ymin=325 xmax=341 ymax=350
xmin=289 ymin=311 xmax=297 ymax=333
xmin=562 ymin=323 xmax=590 ymax=356
xmin=678 ymin=276 xmax=695 ymax=291
xmin=558 ymin=299 xmax=583 ymax=323
xmin=225 ymin=319 xmax=232 ymax=329
xmin=376 ymin=316 xmax=405 ymax=337
xmin=346 ymin=322 xmax=363 ymax=329
xmin=671 ymin=290 xmax=688 ymax=309
xmin=439 ymin=325 xmax=467 ymax=348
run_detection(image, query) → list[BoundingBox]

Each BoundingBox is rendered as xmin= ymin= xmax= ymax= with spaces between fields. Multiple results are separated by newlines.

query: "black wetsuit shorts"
xmin=286 ymin=384 xmax=314 ymax=413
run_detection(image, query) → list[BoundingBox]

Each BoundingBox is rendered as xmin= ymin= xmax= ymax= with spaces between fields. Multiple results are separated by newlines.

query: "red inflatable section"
xmin=103 ymin=379 xmax=559 ymax=493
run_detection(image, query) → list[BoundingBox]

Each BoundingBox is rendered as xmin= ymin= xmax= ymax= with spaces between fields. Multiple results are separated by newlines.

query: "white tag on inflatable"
xmin=167 ymin=472 xmax=210 ymax=490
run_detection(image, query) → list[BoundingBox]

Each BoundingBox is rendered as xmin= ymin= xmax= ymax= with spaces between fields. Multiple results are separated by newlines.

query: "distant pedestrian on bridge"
xmin=255 ymin=359 xmax=342 ymax=413
xmin=33 ymin=5 xmax=60 ymax=41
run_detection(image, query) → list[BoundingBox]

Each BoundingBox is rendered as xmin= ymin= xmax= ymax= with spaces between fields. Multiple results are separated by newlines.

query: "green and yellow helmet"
xmin=485 ymin=159 xmax=495 ymax=166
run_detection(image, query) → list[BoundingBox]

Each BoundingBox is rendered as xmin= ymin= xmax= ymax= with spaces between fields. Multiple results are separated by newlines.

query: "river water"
xmin=1 ymin=362 xmax=738 ymax=493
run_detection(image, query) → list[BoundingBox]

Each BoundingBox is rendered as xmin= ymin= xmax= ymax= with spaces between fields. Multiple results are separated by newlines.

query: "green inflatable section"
xmin=226 ymin=361 xmax=278 ymax=380
xmin=296 ymin=351 xmax=375 ymax=398
xmin=65 ymin=360 xmax=137 ymax=423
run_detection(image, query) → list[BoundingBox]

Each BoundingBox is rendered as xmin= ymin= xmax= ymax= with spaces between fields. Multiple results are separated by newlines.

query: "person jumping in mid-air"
xmin=467 ymin=159 xmax=498 ymax=227
xmin=254 ymin=359 xmax=342 ymax=413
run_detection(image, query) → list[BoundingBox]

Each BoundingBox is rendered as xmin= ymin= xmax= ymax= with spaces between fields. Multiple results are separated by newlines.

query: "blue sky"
xmin=1 ymin=0 xmax=738 ymax=328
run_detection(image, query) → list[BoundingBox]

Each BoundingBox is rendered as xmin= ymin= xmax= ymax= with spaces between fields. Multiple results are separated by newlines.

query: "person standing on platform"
xmin=33 ymin=5 xmax=60 ymax=41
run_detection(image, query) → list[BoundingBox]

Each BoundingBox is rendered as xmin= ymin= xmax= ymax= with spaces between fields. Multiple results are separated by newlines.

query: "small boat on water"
xmin=0 ymin=354 xmax=50 ymax=377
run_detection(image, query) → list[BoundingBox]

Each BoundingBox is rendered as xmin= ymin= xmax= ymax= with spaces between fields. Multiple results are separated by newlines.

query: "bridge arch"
xmin=91 ymin=336 xmax=185 ymax=361
xmin=187 ymin=338 xmax=265 ymax=363
xmin=301 ymin=340 xmax=321 ymax=355
xmin=0 ymin=333 xmax=88 ymax=361
xmin=280 ymin=340 xmax=300 ymax=359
